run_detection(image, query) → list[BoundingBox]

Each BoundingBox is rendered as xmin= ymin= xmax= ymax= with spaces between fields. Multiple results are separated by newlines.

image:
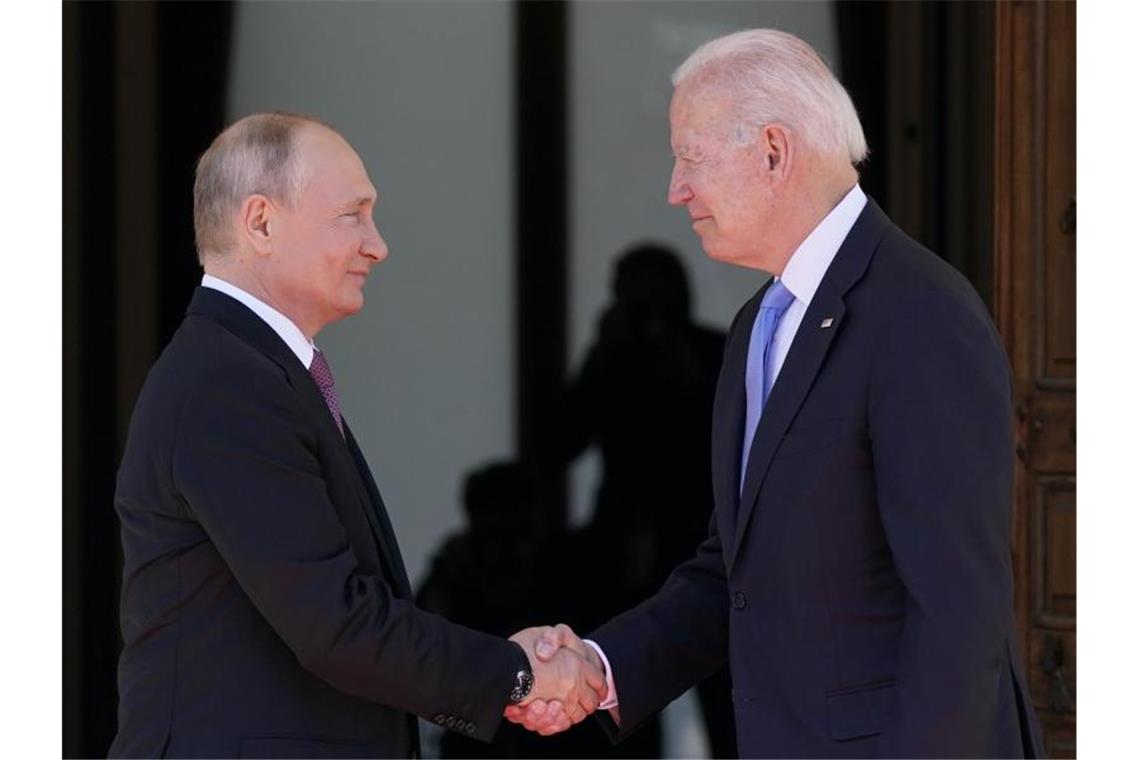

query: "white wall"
xmin=228 ymin=0 xmax=515 ymax=587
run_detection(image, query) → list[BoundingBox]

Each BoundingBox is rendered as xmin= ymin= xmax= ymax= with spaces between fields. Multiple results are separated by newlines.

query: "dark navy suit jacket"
xmin=111 ymin=288 xmax=518 ymax=758
xmin=592 ymin=200 xmax=1045 ymax=758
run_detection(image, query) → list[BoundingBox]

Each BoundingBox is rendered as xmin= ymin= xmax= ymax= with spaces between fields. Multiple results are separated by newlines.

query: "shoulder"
xmin=164 ymin=313 xmax=293 ymax=390
xmin=863 ymin=225 xmax=996 ymax=339
xmin=136 ymin=314 xmax=301 ymax=440
xmin=858 ymin=228 xmax=1009 ymax=393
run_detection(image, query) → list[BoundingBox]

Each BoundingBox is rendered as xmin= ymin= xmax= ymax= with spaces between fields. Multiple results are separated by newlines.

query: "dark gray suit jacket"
xmin=111 ymin=287 xmax=518 ymax=758
xmin=592 ymin=200 xmax=1045 ymax=758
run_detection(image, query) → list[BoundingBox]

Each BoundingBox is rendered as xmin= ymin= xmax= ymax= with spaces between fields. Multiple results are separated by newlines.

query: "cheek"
xmin=320 ymin=234 xmax=356 ymax=271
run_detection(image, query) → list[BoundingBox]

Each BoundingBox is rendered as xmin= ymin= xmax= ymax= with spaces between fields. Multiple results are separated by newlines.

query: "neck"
xmin=204 ymin=257 xmax=320 ymax=340
xmin=766 ymin=162 xmax=858 ymax=276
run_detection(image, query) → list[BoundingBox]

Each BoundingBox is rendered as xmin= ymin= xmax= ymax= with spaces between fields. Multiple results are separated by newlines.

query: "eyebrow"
xmin=340 ymin=195 xmax=377 ymax=211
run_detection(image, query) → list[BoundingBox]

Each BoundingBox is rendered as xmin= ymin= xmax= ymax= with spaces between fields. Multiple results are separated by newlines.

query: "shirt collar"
xmin=201 ymin=273 xmax=317 ymax=369
xmin=776 ymin=183 xmax=867 ymax=306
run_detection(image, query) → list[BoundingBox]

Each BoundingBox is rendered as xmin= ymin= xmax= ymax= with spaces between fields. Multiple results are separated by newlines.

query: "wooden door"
xmin=993 ymin=1 xmax=1077 ymax=756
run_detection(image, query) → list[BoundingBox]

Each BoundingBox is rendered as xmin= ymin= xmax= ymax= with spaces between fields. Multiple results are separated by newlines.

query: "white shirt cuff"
xmin=583 ymin=639 xmax=619 ymax=709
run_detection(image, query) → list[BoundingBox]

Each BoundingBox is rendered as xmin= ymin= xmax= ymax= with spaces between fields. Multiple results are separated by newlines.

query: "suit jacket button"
xmin=433 ymin=713 xmax=446 ymax=725
xmin=732 ymin=591 xmax=747 ymax=609
xmin=465 ymin=722 xmax=476 ymax=735
xmin=445 ymin=716 xmax=457 ymax=728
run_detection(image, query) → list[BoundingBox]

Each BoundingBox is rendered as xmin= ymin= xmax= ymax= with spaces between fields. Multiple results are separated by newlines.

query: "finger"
xmin=579 ymin=685 xmax=599 ymax=714
xmin=510 ymin=626 xmax=560 ymax=664
xmin=535 ymin=628 xmax=560 ymax=660
xmin=526 ymin=699 xmax=548 ymax=718
xmin=553 ymin=623 xmax=586 ymax=655
xmin=583 ymin=660 xmax=606 ymax=694
xmin=539 ymin=700 xmax=568 ymax=730
xmin=566 ymin=701 xmax=587 ymax=725
xmin=528 ymin=700 xmax=564 ymax=732
xmin=539 ymin=713 xmax=572 ymax=736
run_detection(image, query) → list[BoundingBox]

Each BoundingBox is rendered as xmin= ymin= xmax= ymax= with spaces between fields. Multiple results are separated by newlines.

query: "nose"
xmin=668 ymin=161 xmax=693 ymax=206
xmin=362 ymin=216 xmax=389 ymax=263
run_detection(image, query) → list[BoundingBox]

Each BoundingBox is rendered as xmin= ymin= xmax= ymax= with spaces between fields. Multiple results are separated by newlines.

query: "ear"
xmin=758 ymin=123 xmax=794 ymax=185
xmin=239 ymin=194 xmax=276 ymax=256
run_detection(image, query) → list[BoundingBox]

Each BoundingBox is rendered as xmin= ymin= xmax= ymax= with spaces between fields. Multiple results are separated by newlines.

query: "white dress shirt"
xmin=201 ymin=274 xmax=318 ymax=369
xmin=585 ymin=184 xmax=868 ymax=713
xmin=766 ymin=183 xmax=866 ymax=384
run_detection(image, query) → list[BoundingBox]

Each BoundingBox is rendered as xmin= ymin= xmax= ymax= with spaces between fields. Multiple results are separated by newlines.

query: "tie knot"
xmin=760 ymin=278 xmax=795 ymax=316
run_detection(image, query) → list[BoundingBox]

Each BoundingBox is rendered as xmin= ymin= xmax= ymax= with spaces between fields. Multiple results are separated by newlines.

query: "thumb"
xmin=535 ymin=629 xmax=560 ymax=660
xmin=584 ymin=660 xmax=606 ymax=694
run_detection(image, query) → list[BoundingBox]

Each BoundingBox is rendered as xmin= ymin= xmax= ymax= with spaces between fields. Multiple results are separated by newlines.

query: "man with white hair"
xmin=110 ymin=112 xmax=605 ymax=758
xmin=509 ymin=29 xmax=1044 ymax=757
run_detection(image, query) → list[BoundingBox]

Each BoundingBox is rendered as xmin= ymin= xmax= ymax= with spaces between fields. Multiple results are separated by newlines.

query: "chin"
xmin=701 ymin=240 xmax=732 ymax=263
xmin=336 ymin=294 xmax=366 ymax=318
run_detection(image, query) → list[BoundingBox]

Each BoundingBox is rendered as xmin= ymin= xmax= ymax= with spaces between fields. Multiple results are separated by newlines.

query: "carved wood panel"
xmin=994 ymin=2 xmax=1076 ymax=757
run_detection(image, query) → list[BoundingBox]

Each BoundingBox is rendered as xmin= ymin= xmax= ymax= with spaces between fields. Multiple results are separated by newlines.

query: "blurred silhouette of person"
xmin=419 ymin=462 xmax=606 ymax=758
xmin=418 ymin=462 xmax=549 ymax=643
xmin=561 ymin=243 xmax=737 ymax=758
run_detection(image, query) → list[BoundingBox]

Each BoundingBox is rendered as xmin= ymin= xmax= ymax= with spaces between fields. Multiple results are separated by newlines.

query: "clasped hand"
xmin=504 ymin=624 xmax=606 ymax=735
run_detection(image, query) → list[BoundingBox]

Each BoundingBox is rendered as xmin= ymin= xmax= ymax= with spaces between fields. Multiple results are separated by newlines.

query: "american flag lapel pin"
xmin=820 ymin=317 xmax=834 ymax=329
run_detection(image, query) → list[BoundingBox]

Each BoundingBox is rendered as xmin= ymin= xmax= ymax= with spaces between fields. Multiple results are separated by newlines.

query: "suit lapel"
xmin=723 ymin=199 xmax=892 ymax=573
xmin=711 ymin=288 xmax=763 ymax=547
xmin=286 ymin=366 xmax=415 ymax=600
xmin=728 ymin=289 xmax=846 ymax=570
xmin=344 ymin=423 xmax=414 ymax=600
xmin=187 ymin=287 xmax=413 ymax=599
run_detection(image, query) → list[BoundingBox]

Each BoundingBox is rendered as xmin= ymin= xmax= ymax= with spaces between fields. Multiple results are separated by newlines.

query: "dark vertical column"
xmin=836 ymin=1 xmax=888 ymax=207
xmin=514 ymin=1 xmax=568 ymax=528
xmin=63 ymin=3 xmax=234 ymax=755
xmin=63 ymin=2 xmax=120 ymax=756
xmin=155 ymin=1 xmax=234 ymax=345
xmin=924 ymin=1 xmax=947 ymax=258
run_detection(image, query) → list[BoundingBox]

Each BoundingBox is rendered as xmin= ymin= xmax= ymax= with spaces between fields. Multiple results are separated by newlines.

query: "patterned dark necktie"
xmin=309 ymin=349 xmax=345 ymax=437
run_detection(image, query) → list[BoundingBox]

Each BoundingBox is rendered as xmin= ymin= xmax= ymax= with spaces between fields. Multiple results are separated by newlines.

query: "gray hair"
xmin=672 ymin=29 xmax=868 ymax=165
xmin=193 ymin=111 xmax=326 ymax=262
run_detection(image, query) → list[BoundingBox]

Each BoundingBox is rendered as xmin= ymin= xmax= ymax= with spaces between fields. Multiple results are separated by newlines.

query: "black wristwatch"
xmin=507 ymin=642 xmax=534 ymax=704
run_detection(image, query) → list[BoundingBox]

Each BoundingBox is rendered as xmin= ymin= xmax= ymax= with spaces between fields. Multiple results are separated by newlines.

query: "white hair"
xmin=192 ymin=112 xmax=325 ymax=263
xmin=672 ymin=29 xmax=868 ymax=165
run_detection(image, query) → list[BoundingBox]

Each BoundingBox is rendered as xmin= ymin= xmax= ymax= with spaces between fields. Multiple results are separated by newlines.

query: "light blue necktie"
xmin=740 ymin=278 xmax=796 ymax=492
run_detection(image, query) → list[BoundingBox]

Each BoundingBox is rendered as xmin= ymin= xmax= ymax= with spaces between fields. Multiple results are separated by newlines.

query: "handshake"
xmin=503 ymin=624 xmax=618 ymax=735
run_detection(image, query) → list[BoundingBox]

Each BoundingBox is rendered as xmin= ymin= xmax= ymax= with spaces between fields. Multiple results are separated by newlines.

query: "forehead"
xmin=296 ymin=126 xmax=377 ymax=203
xmin=669 ymin=83 xmax=735 ymax=146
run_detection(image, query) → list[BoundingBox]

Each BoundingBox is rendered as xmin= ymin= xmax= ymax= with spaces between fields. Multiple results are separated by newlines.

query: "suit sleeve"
xmin=170 ymin=361 xmax=517 ymax=742
xmin=868 ymin=284 xmax=1017 ymax=755
xmin=589 ymin=511 xmax=730 ymax=740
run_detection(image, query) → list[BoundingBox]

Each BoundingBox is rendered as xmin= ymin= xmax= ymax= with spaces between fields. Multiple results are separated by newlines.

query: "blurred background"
xmin=62 ymin=1 xmax=1075 ymax=757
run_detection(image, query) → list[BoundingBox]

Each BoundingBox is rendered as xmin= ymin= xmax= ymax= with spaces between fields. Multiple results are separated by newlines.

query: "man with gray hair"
xmin=509 ymin=29 xmax=1044 ymax=757
xmin=110 ymin=112 xmax=605 ymax=758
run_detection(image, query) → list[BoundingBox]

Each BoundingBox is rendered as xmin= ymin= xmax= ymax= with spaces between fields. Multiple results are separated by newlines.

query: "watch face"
xmin=510 ymin=669 xmax=534 ymax=703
